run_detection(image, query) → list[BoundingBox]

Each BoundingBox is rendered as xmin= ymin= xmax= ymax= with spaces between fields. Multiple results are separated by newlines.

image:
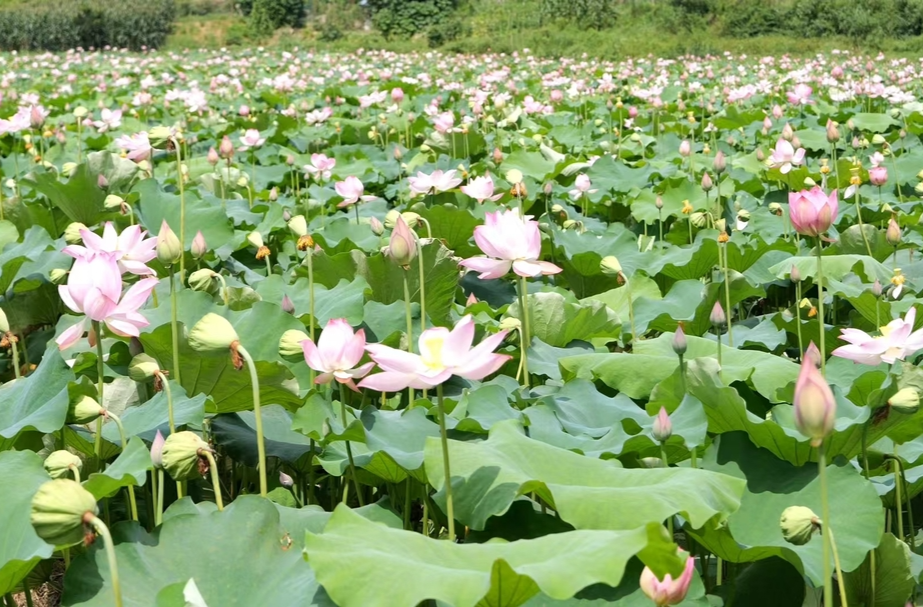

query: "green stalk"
xmin=235 ymin=345 xmax=266 ymax=497
xmin=307 ymin=439 xmax=316 ymax=505
xmin=9 ymin=334 xmax=20 ymax=379
xmin=517 ymin=276 xmax=531 ymax=387
xmin=306 ymin=249 xmax=316 ymax=385
xmin=855 ymin=191 xmax=873 ymax=258
xmin=404 ymin=480 xmax=412 ymax=530
xmin=338 ymin=383 xmax=364 ymax=507
xmin=155 ymin=468 xmax=164 ymax=526
xmin=436 ymin=383 xmax=455 ymax=541
xmin=22 ymin=576 xmax=34 ymax=607
xmin=721 ymin=242 xmax=734 ymax=347
xmin=815 ymin=239 xmax=826 ymax=375
xmin=795 ymin=281 xmax=804 ymax=359
xmin=626 ymin=276 xmax=637 ymax=344
xmin=716 ymin=325 xmax=723 ymax=368
xmin=92 ymin=320 xmax=105 ymax=462
xmin=156 ymin=372 xmax=175 ymax=434
xmin=85 ymin=515 xmax=123 ymax=607
xmin=417 ymin=236 xmax=427 ymax=333
xmin=826 ymin=525 xmax=850 ymax=607
xmin=661 ymin=444 xmax=672 ymax=537
xmin=174 ymin=138 xmax=186 ymax=279
xmin=402 ymin=270 xmax=415 ymax=406
xmin=819 ymin=443 xmax=833 ymax=607
xmin=895 ymin=447 xmax=904 ymax=542
xmin=202 ymin=450 xmax=224 ymax=511
xmin=902 ymin=458 xmax=916 ymax=550
xmin=105 ymin=412 xmax=138 ymax=522
xmin=169 ymin=267 xmax=182 ymax=386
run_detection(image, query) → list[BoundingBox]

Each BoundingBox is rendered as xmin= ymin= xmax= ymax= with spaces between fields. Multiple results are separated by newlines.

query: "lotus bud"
xmin=701 ymin=172 xmax=713 ymax=192
xmin=188 ymin=313 xmax=239 ymax=354
xmin=651 ymin=407 xmax=672 ymax=443
xmin=73 ymin=107 xmax=88 ymax=119
xmin=915 ymin=182 xmax=923 ymax=196
xmin=387 ymin=215 xmax=417 ymax=269
xmin=64 ymin=222 xmax=88 ymax=245
xmin=781 ymin=123 xmax=794 ymax=141
xmin=790 ymin=265 xmax=801 ymax=283
xmin=498 ymin=317 xmax=522 ymax=332
xmin=151 ymin=430 xmax=165 ymax=468
xmin=679 ymin=140 xmax=691 ymax=157
xmin=281 ymin=294 xmax=295 ymax=315
xmin=768 ymin=202 xmax=783 ymax=216
xmin=872 ymin=134 xmax=886 ymax=146
xmin=30 ymin=479 xmax=98 ymax=546
xmin=713 ymin=150 xmax=726 ymax=174
xmin=599 ymin=256 xmax=623 ymax=277
xmin=889 ymin=387 xmax=920 ymax=414
xmin=269 ymin=187 xmax=278 ymax=202
xmin=207 ymin=147 xmax=219 ymax=165
xmin=791 ymin=136 xmax=802 ymax=150
xmin=188 ymin=269 xmax=218 ymax=293
xmin=825 ymin=121 xmax=840 ymax=143
xmin=104 ymin=194 xmax=124 ymax=210
xmin=655 ymin=196 xmax=664 ymax=210
xmin=492 ymin=148 xmax=503 ymax=164
xmin=279 ymin=329 xmax=310 ymax=358
xmin=186 ymin=232 xmax=206 ymax=261
xmin=780 ymin=505 xmax=821 ymax=546
xmin=287 ymin=215 xmax=308 ymax=237
xmin=370 ymin=216 xmax=385 ymax=236
xmin=156 ymin=220 xmax=182 ymax=266
xmin=0 ymin=308 xmax=7 ymax=333
xmin=887 ymin=217 xmax=901 ymax=246
xmin=793 ymin=345 xmax=835 ymax=446
xmin=44 ymin=451 xmax=83 ymax=480
xmin=67 ymin=395 xmax=103 ymax=425
xmin=506 ymin=169 xmax=524 ymax=184
xmin=129 ymin=353 xmax=160 ymax=383
xmin=279 ymin=470 xmax=294 ymax=488
xmin=640 ymin=554 xmax=694 ymax=606
xmin=872 ymin=279 xmax=882 ymax=297
xmin=672 ymin=324 xmax=687 ymax=356
xmin=161 ymin=431 xmax=212 ymax=481
xmin=148 ymin=126 xmax=175 ymax=150
xmin=690 ymin=212 xmax=708 ymax=229
xmin=710 ymin=301 xmax=726 ymax=327
xmin=49 ymin=268 xmax=68 ymax=284
xmin=756 ymin=148 xmax=765 ymax=162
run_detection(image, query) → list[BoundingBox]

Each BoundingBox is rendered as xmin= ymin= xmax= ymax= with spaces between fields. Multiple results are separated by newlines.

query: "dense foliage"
xmin=367 ymin=0 xmax=459 ymax=39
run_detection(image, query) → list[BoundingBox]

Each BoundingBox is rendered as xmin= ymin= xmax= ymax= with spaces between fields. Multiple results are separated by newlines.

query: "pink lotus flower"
xmin=57 ymin=252 xmax=158 ymax=349
xmin=304 ymin=153 xmax=336 ymax=182
xmin=768 ymin=139 xmax=805 ymax=174
xmin=408 ymin=169 xmax=463 ymax=197
xmin=460 ymin=175 xmax=502 ymax=203
xmin=334 ymin=176 xmax=376 ymax=208
xmin=870 ymin=166 xmax=888 ymax=186
xmin=832 ymin=308 xmax=923 ymax=366
xmin=92 ymin=108 xmax=122 ymax=133
xmin=359 ymin=316 xmax=510 ymax=391
xmin=793 ymin=342 xmax=835 ymax=446
xmin=568 ymin=174 xmax=598 ymax=199
xmin=789 ymin=186 xmax=838 ymax=237
xmin=301 ymin=318 xmax=375 ymax=391
xmin=459 ymin=208 xmax=562 ymax=280
xmin=238 ymin=128 xmax=265 ymax=151
xmin=786 ymin=83 xmax=813 ymax=105
xmin=115 ymin=132 xmax=152 ymax=162
xmin=639 ymin=554 xmax=695 ymax=606
xmin=63 ymin=222 xmax=157 ymax=276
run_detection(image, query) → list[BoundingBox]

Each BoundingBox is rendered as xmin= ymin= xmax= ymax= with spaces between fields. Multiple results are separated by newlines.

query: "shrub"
xmin=366 ymin=0 xmax=459 ymax=39
xmin=540 ymin=0 xmax=617 ymax=29
xmin=249 ymin=0 xmax=305 ymax=36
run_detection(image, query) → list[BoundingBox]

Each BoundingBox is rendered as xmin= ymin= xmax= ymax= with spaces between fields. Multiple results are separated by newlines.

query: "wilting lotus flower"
xmin=793 ymin=343 xmax=836 ymax=446
xmin=789 ymin=186 xmax=838 ymax=237
xmin=569 ymin=174 xmax=598 ymax=199
xmin=334 ymin=176 xmax=376 ymax=208
xmin=639 ymin=554 xmax=695 ymax=606
xmin=768 ymin=139 xmax=805 ymax=174
xmin=408 ymin=169 xmax=463 ymax=197
xmin=63 ymin=222 xmax=157 ymax=276
xmin=56 ymin=252 xmax=158 ymax=349
xmin=459 ymin=208 xmax=562 ymax=279
xmin=786 ymin=83 xmax=813 ymax=105
xmin=301 ymin=318 xmax=375 ymax=391
xmin=238 ymin=128 xmax=265 ymax=151
xmin=832 ymin=307 xmax=923 ymax=366
xmin=304 ymin=153 xmax=336 ymax=181
xmin=359 ymin=316 xmax=510 ymax=391
xmin=460 ymin=175 xmax=502 ymax=203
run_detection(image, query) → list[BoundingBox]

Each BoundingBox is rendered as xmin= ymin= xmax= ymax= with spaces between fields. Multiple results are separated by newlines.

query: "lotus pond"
xmin=2 ymin=47 xmax=923 ymax=607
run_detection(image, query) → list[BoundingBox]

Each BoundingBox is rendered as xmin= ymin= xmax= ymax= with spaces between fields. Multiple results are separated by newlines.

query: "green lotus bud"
xmin=384 ymin=209 xmax=420 ymax=230
xmin=690 ymin=212 xmax=708 ymax=229
xmin=915 ymin=182 xmax=923 ymax=195
xmin=0 ymin=308 xmax=7 ymax=333
xmin=148 ymin=126 xmax=175 ymax=150
xmin=872 ymin=134 xmax=887 ymax=146
xmin=156 ymin=220 xmax=182 ymax=266
xmin=128 ymin=353 xmax=160 ymax=383
xmin=30 ymin=479 xmax=98 ymax=546
xmin=104 ymin=194 xmax=124 ymax=210
xmin=161 ymin=431 xmax=211 ymax=481
xmin=44 ymin=451 xmax=83 ymax=480
xmin=803 ymin=177 xmax=817 ymax=188
xmin=279 ymin=329 xmax=309 ymax=358
xmin=780 ymin=505 xmax=820 ymax=546
xmin=188 ymin=313 xmax=239 ymax=353
xmin=67 ymin=395 xmax=103 ymax=425
xmin=889 ymin=387 xmax=920 ymax=414
xmin=64 ymin=222 xmax=87 ymax=245
xmin=737 ymin=209 xmax=751 ymax=222
xmin=600 ymin=255 xmax=623 ymax=277
xmin=288 ymin=215 xmax=308 ymax=237
xmin=498 ymin=317 xmax=522 ymax=331
xmin=768 ymin=202 xmax=783 ymax=216
xmin=49 ymin=268 xmax=68 ymax=284
xmin=188 ymin=269 xmax=218 ymax=293
xmin=73 ymin=107 xmax=88 ymax=119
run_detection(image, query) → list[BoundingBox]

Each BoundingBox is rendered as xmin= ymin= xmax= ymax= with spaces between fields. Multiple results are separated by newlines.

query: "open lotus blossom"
xmin=789 ymin=186 xmax=838 ymax=237
xmin=238 ymin=128 xmax=265 ymax=151
xmin=304 ymin=153 xmax=336 ymax=181
xmin=832 ymin=308 xmax=923 ymax=366
xmin=786 ymin=83 xmax=813 ymax=105
xmin=359 ymin=315 xmax=510 ymax=391
xmin=639 ymin=554 xmax=695 ymax=606
xmin=92 ymin=108 xmax=122 ymax=133
xmin=63 ymin=222 xmax=157 ymax=276
xmin=115 ymin=132 xmax=152 ymax=162
xmin=334 ymin=176 xmax=376 ymax=208
xmin=460 ymin=175 xmax=502 ymax=203
xmin=57 ymin=252 xmax=158 ymax=350
xmin=568 ymin=174 xmax=598 ymax=199
xmin=301 ymin=318 xmax=375 ymax=391
xmin=459 ymin=208 xmax=562 ymax=279
xmin=768 ymin=139 xmax=805 ymax=174
xmin=408 ymin=169 xmax=463 ymax=197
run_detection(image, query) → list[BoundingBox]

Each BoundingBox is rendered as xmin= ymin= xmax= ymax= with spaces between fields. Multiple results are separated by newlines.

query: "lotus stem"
xmin=235 ymin=345 xmax=266 ymax=497
xmin=155 ymin=468 xmax=164 ymax=526
xmin=85 ymin=514 xmax=123 ymax=607
xmin=826 ymin=525 xmax=849 ymax=607
xmin=402 ymin=270 xmax=414 ymax=406
xmin=202 ymin=450 xmax=223 ymax=511
xmin=795 ymin=281 xmax=804 ymax=359
xmin=721 ymin=243 xmax=734 ymax=347
xmin=855 ymin=192 xmax=873 ymax=258
xmin=9 ymin=333 xmax=20 ymax=379
xmin=339 ymin=383 xmax=364 ymax=507
xmin=902 ymin=459 xmax=916 ymax=550
xmin=169 ymin=267 xmax=182 ymax=386
xmin=22 ymin=576 xmax=34 ymax=607
xmin=174 ymin=138 xmax=186 ymax=279
xmin=417 ymin=236 xmax=427 ymax=333
xmin=105 ymin=411 xmax=138 ymax=522
xmin=661 ymin=444 xmax=673 ymax=537
xmin=895 ymin=447 xmax=904 ymax=543
xmin=156 ymin=372 xmax=175 ymax=434
xmin=92 ymin=320 xmax=105 ymax=462
xmin=819 ymin=442 xmax=833 ymax=607
xmin=815 ymin=239 xmax=826 ymax=375
xmin=626 ymin=276 xmax=637 ymax=344
xmin=307 ymin=439 xmax=316 ymax=505
xmin=436 ymin=383 xmax=455 ymax=541
xmin=517 ymin=276 xmax=531 ymax=387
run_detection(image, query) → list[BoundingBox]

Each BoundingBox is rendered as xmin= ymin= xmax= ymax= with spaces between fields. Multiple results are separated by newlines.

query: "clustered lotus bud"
xmin=651 ymin=407 xmax=672 ymax=443
xmin=44 ymin=450 xmax=83 ymax=480
xmin=780 ymin=505 xmax=821 ymax=546
xmin=156 ymin=221 xmax=183 ymax=266
xmin=30 ymin=479 xmax=98 ymax=546
xmin=161 ymin=431 xmax=212 ymax=481
xmin=67 ymin=395 xmax=103 ymax=425
xmin=279 ymin=329 xmax=310 ymax=359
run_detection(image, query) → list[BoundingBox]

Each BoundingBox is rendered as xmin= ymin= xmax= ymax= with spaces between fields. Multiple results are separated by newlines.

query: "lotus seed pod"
xmin=148 ymin=126 xmax=175 ymax=150
xmin=104 ymin=194 xmax=124 ymax=210
xmin=288 ymin=215 xmax=308 ymax=237
xmin=64 ymin=222 xmax=88 ymax=245
xmin=506 ymin=169 xmax=524 ymax=184
xmin=0 ymin=308 xmax=7 ymax=333
xmin=188 ymin=269 xmax=218 ymax=293
xmin=498 ymin=317 xmax=522 ymax=332
xmin=161 ymin=431 xmax=211 ymax=481
xmin=128 ymin=353 xmax=160 ymax=383
xmin=780 ymin=505 xmax=820 ymax=546
xmin=599 ymin=256 xmax=623 ymax=277
xmin=188 ymin=313 xmax=239 ymax=353
xmin=872 ymin=134 xmax=887 ymax=146
xmin=279 ymin=329 xmax=310 ymax=358
xmin=30 ymin=479 xmax=98 ymax=546
xmin=73 ymin=107 xmax=89 ymax=119
xmin=246 ymin=231 xmax=264 ymax=249
xmin=44 ymin=451 xmax=83 ymax=480
xmin=67 ymin=395 xmax=103 ymax=425
xmin=156 ymin=220 xmax=183 ymax=266
xmin=889 ymin=387 xmax=920 ymax=415
xmin=49 ymin=268 xmax=68 ymax=284
xmin=690 ymin=212 xmax=708 ymax=229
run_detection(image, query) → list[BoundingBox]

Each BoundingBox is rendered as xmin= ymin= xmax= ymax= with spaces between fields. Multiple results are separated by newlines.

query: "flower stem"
xmin=517 ymin=276 xmax=531 ymax=387
xmin=104 ymin=411 xmax=138 ymax=521
xmin=795 ymin=281 xmax=804 ymax=359
xmin=92 ymin=320 xmax=104 ymax=462
xmin=895 ymin=446 xmax=904 ymax=543
xmin=826 ymin=525 xmax=850 ymax=607
xmin=436 ymin=383 xmax=455 ymax=541
xmin=85 ymin=515 xmax=123 ymax=607
xmin=235 ymin=345 xmax=266 ymax=497
xmin=417 ymin=237 xmax=427 ymax=333
xmin=202 ymin=450 xmax=224 ymax=511
xmin=339 ymin=383 xmax=364 ymax=507
xmin=660 ymin=444 xmax=673 ymax=537
xmin=307 ymin=439 xmax=316 ymax=505
xmin=902 ymin=458 xmax=916 ymax=550
xmin=819 ymin=442 xmax=833 ymax=607
xmin=721 ymin=242 xmax=734 ymax=347
xmin=157 ymin=372 xmax=175 ymax=434
xmin=815 ymin=239 xmax=826 ymax=375
xmin=402 ymin=270 xmax=414 ymax=406
xmin=9 ymin=333 xmax=21 ymax=379
xmin=169 ymin=267 xmax=182 ymax=386
xmin=174 ymin=138 xmax=186 ymax=279
xmin=855 ymin=192 xmax=873 ymax=258
xmin=155 ymin=468 xmax=164 ymax=526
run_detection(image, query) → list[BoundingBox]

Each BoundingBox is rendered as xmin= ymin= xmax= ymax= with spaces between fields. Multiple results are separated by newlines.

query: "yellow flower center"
xmin=421 ymin=335 xmax=445 ymax=370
